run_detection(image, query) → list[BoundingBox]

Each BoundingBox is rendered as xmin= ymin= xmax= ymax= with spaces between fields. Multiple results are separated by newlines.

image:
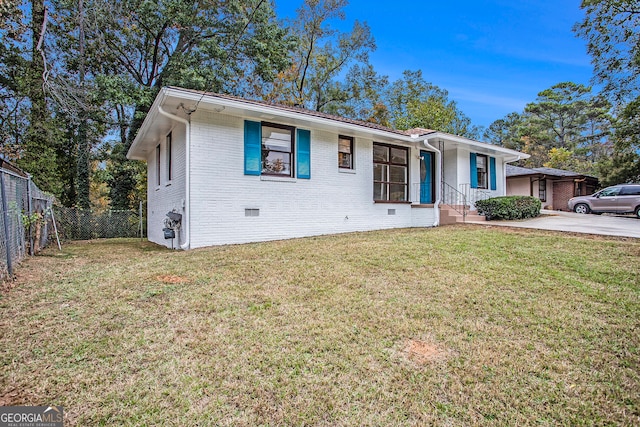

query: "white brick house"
xmin=127 ymin=87 xmax=528 ymax=249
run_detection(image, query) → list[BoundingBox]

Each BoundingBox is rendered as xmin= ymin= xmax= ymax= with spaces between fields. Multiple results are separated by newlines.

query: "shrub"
xmin=475 ymin=196 xmax=541 ymax=221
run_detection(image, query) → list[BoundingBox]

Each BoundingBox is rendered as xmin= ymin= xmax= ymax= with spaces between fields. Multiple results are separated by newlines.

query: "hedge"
xmin=475 ymin=196 xmax=541 ymax=220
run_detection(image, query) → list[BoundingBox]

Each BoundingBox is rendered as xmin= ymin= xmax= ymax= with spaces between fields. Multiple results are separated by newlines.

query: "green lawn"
xmin=1 ymin=226 xmax=639 ymax=426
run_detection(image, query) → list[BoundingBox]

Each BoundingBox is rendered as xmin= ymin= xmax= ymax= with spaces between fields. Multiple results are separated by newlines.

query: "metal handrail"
xmin=442 ymin=181 xmax=467 ymax=219
xmin=459 ymin=183 xmax=491 ymax=210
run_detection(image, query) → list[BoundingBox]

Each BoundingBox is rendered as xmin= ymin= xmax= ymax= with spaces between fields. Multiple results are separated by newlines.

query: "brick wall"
xmin=183 ymin=110 xmax=435 ymax=248
xmin=552 ymin=180 xmax=575 ymax=211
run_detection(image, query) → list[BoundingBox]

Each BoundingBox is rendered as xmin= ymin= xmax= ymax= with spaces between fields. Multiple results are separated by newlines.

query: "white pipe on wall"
xmin=423 ymin=138 xmax=442 ymax=227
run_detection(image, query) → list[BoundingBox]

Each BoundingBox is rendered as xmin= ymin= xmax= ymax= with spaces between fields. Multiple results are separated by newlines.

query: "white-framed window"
xmin=338 ymin=135 xmax=354 ymax=169
xmin=262 ymin=123 xmax=294 ymax=177
xmin=476 ymin=154 xmax=488 ymax=189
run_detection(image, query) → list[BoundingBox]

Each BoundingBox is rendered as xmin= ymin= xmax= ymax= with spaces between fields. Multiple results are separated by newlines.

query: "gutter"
xmin=423 ymin=138 xmax=442 ymax=227
xmin=158 ymin=106 xmax=191 ymax=250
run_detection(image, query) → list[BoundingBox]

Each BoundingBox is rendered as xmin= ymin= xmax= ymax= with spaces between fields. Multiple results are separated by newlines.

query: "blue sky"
xmin=274 ymin=0 xmax=595 ymax=130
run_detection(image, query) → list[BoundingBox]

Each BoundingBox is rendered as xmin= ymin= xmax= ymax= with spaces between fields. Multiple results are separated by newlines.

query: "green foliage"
xmin=483 ymin=112 xmax=524 ymax=150
xmin=265 ymin=0 xmax=377 ymax=115
xmin=106 ymin=142 xmax=145 ymax=210
xmin=386 ymin=70 xmax=481 ymax=138
xmin=574 ymin=0 xmax=640 ymax=103
xmin=596 ymin=151 xmax=640 ymax=186
xmin=54 ymin=0 xmax=292 ymax=208
xmin=574 ymin=1 xmax=640 ymax=184
xmin=485 ymin=82 xmax=612 ymax=171
xmin=475 ymin=196 xmax=542 ymax=221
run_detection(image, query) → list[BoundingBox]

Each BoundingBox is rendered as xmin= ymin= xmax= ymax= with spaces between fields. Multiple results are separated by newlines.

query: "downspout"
xmin=423 ymin=138 xmax=442 ymax=227
xmin=504 ymin=155 xmax=521 ymax=196
xmin=158 ymin=106 xmax=190 ymax=250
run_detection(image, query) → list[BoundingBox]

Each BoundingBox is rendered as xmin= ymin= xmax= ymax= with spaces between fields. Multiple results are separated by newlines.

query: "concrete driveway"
xmin=470 ymin=209 xmax=640 ymax=238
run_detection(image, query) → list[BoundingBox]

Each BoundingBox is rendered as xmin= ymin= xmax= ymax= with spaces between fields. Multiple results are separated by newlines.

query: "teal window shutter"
xmin=470 ymin=153 xmax=478 ymax=189
xmin=297 ymin=129 xmax=311 ymax=179
xmin=489 ymin=156 xmax=497 ymax=190
xmin=244 ymin=120 xmax=261 ymax=175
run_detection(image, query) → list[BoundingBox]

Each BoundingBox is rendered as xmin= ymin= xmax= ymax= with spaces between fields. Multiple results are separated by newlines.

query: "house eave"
xmin=423 ymin=131 xmax=530 ymax=160
xmin=128 ymin=87 xmax=531 ymax=161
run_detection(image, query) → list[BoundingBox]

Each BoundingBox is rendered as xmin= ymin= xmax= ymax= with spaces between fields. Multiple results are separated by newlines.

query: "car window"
xmin=599 ymin=187 xmax=621 ymax=197
xmin=620 ymin=186 xmax=640 ymax=196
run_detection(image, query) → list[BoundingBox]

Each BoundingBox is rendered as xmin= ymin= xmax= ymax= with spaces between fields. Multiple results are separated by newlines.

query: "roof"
xmin=0 ymin=158 xmax=29 ymax=178
xmin=128 ymin=86 xmax=529 ymax=161
xmin=506 ymin=164 xmax=598 ymax=179
xmin=171 ymin=87 xmax=420 ymax=137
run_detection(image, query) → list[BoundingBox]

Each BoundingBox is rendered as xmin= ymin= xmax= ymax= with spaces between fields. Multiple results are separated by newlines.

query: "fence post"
xmin=51 ymin=206 xmax=62 ymax=251
xmin=26 ymin=175 xmax=34 ymax=256
xmin=0 ymin=172 xmax=13 ymax=277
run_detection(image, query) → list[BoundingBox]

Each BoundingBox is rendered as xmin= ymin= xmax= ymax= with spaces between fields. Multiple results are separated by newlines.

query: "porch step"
xmin=439 ymin=205 xmax=486 ymax=225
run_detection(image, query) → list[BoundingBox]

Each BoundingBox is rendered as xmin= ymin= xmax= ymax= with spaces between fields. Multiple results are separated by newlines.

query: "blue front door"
xmin=420 ymin=150 xmax=434 ymax=204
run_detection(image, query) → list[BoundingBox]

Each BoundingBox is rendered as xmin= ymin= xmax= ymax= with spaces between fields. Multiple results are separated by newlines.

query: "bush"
xmin=475 ymin=196 xmax=541 ymax=221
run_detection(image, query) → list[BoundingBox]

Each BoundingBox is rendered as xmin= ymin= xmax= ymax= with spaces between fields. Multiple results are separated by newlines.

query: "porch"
xmin=411 ymin=181 xmax=491 ymax=224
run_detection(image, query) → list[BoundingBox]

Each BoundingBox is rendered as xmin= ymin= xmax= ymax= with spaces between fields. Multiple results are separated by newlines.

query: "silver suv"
xmin=568 ymin=184 xmax=640 ymax=218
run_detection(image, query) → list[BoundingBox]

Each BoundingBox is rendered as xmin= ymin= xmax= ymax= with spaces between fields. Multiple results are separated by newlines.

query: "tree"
xmin=575 ymin=0 xmax=640 ymax=103
xmin=483 ymin=112 xmax=524 ymax=150
xmin=266 ymin=0 xmax=377 ymax=115
xmin=17 ymin=0 xmax=66 ymax=197
xmin=487 ymin=82 xmax=611 ymax=170
xmin=386 ymin=70 xmax=481 ymax=138
xmin=602 ymin=98 xmax=640 ymax=184
xmin=524 ymin=82 xmax=600 ymax=149
xmin=575 ymin=0 xmax=640 ymax=184
xmin=74 ymin=0 xmax=292 ymax=209
xmin=322 ymin=63 xmax=388 ymax=121
xmin=0 ymin=0 xmax=29 ymax=160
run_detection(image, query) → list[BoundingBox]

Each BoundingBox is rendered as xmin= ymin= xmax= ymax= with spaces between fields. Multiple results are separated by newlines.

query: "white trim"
xmin=260 ymin=175 xmax=297 ymax=183
xmin=423 ymin=132 xmax=528 ymax=159
xmin=157 ymin=106 xmax=190 ymax=250
xmin=129 ymin=87 xmax=530 ymax=163
xmin=423 ymin=140 xmax=442 ymax=227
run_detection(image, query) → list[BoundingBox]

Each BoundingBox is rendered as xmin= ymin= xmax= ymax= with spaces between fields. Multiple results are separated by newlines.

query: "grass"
xmin=1 ymin=226 xmax=639 ymax=426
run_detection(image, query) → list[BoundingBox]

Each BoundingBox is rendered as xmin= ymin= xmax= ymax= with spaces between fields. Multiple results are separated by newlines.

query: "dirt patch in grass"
xmin=402 ymin=339 xmax=447 ymax=364
xmin=156 ymin=274 xmax=189 ymax=284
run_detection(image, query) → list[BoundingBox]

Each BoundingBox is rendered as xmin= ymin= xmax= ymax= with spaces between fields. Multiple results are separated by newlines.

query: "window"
xmin=166 ymin=133 xmax=172 ymax=181
xmin=373 ymin=143 xmax=408 ymax=202
xmin=156 ymin=145 xmax=161 ymax=186
xmin=262 ymin=123 xmax=294 ymax=177
xmin=599 ymin=187 xmax=620 ymax=197
xmin=620 ymin=185 xmax=640 ymax=196
xmin=476 ymin=154 xmax=488 ymax=189
xmin=338 ymin=135 xmax=354 ymax=169
xmin=539 ymin=179 xmax=547 ymax=202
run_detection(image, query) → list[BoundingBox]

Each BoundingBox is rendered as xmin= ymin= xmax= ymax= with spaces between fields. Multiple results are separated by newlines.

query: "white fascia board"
xmin=127 ymin=88 xmax=170 ymax=161
xmin=424 ymin=131 xmax=529 ymax=159
xmin=129 ymin=87 xmax=530 ymax=161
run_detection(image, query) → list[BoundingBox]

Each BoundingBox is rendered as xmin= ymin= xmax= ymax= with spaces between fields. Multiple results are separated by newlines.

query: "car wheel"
xmin=635 ymin=206 xmax=640 ymax=219
xmin=574 ymin=203 xmax=590 ymax=214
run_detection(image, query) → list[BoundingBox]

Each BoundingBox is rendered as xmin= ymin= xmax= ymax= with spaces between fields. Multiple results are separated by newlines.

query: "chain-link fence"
xmin=54 ymin=205 xmax=144 ymax=241
xmin=0 ymin=162 xmax=56 ymax=280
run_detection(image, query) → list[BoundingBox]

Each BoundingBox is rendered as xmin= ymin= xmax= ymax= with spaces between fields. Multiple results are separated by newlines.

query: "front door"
xmin=420 ymin=150 xmax=434 ymax=204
